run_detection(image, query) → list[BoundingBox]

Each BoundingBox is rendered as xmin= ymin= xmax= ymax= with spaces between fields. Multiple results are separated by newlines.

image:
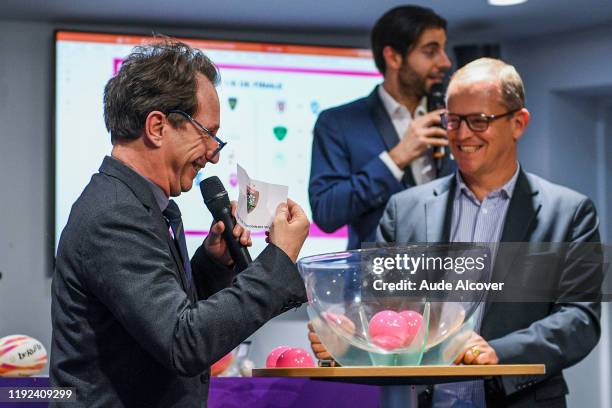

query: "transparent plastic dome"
xmin=298 ymin=246 xmax=488 ymax=366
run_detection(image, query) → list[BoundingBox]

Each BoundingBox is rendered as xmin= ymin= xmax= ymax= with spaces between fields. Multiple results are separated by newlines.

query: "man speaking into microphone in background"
xmin=309 ymin=5 xmax=455 ymax=250
xmin=50 ymin=39 xmax=309 ymax=408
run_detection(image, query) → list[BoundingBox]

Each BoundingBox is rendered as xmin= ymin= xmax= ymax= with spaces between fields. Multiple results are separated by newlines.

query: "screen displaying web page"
xmin=55 ymin=31 xmax=381 ymax=257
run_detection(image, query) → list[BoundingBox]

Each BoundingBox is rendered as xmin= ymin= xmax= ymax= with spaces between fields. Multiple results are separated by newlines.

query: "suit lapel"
xmin=482 ymin=169 xmax=541 ymax=320
xmin=157 ymin=217 xmax=192 ymax=297
xmin=365 ymin=88 xmax=417 ymax=187
xmin=100 ymin=156 xmax=196 ymax=300
xmin=365 ymin=87 xmax=399 ymax=151
xmin=145 ymin=199 xmax=196 ymax=301
xmin=425 ymin=176 xmax=456 ymax=242
xmin=499 ymin=170 xmax=541 ymax=243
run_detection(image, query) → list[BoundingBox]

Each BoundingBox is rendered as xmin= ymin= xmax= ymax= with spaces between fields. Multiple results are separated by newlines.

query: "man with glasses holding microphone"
xmin=51 ymin=39 xmax=310 ymax=408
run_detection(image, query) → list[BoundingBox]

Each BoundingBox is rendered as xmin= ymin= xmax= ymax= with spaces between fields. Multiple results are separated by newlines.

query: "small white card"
xmin=236 ymin=164 xmax=288 ymax=230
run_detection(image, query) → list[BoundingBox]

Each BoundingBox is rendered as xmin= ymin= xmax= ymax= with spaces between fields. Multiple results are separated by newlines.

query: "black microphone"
xmin=427 ymin=83 xmax=446 ymax=172
xmin=200 ymin=176 xmax=252 ymax=272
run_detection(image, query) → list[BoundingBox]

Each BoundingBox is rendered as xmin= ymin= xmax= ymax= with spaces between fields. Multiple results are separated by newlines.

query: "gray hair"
xmin=103 ymin=38 xmax=219 ymax=144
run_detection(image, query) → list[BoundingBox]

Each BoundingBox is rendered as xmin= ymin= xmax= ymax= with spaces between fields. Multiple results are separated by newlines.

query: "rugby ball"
xmin=0 ymin=335 xmax=48 ymax=377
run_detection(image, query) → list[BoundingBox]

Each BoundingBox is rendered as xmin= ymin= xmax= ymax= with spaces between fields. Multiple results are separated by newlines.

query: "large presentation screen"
xmin=55 ymin=31 xmax=381 ymax=257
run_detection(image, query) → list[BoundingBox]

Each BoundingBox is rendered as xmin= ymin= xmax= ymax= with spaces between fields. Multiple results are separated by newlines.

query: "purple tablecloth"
xmin=0 ymin=377 xmax=380 ymax=407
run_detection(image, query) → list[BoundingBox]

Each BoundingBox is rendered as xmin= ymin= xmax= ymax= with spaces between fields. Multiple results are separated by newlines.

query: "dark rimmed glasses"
xmin=168 ymin=110 xmax=227 ymax=156
xmin=441 ymin=108 xmax=522 ymax=132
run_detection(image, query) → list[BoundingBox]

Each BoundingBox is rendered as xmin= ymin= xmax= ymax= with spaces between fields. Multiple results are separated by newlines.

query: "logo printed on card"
xmin=246 ymin=186 xmax=259 ymax=213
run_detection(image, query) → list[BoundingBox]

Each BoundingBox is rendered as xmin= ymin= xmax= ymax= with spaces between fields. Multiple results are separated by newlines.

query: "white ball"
xmin=0 ymin=335 xmax=48 ymax=377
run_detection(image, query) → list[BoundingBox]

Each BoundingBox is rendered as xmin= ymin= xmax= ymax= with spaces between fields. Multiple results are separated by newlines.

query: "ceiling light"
xmin=488 ymin=0 xmax=528 ymax=6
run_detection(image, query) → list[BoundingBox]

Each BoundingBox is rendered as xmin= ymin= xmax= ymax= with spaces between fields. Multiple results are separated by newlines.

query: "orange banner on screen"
xmin=56 ymin=31 xmax=372 ymax=58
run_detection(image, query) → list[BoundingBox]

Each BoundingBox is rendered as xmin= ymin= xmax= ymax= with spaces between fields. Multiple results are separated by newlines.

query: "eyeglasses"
xmin=441 ymin=108 xmax=522 ymax=132
xmin=167 ymin=110 xmax=227 ymax=156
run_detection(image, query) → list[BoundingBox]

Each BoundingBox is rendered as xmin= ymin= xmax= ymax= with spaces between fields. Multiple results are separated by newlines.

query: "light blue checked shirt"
xmin=433 ymin=164 xmax=520 ymax=408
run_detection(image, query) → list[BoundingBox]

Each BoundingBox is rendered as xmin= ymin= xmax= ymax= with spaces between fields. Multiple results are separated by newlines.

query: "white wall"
xmin=503 ymin=23 xmax=612 ymax=192
xmin=0 ymin=20 xmax=55 ymax=362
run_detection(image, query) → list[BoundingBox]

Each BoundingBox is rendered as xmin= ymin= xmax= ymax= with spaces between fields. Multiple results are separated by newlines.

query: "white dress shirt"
xmin=377 ymin=84 xmax=436 ymax=185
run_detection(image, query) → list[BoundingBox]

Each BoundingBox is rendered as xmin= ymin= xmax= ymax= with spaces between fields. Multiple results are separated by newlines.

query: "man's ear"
xmin=143 ymin=111 xmax=165 ymax=147
xmin=382 ymin=46 xmax=404 ymax=72
xmin=512 ymin=108 xmax=530 ymax=141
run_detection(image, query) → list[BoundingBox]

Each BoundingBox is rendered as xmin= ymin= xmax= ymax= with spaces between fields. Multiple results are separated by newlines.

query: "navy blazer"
xmin=377 ymin=169 xmax=602 ymax=406
xmin=309 ymin=87 xmax=454 ymax=250
xmin=51 ymin=156 xmax=306 ymax=407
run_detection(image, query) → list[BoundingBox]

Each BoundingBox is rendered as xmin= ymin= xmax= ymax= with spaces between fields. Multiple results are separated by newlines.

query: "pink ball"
xmin=371 ymin=335 xmax=406 ymax=350
xmin=399 ymin=310 xmax=423 ymax=346
xmin=266 ymin=346 xmax=292 ymax=368
xmin=322 ymin=311 xmax=343 ymax=324
xmin=275 ymin=348 xmax=316 ymax=368
xmin=368 ymin=310 xmax=409 ymax=350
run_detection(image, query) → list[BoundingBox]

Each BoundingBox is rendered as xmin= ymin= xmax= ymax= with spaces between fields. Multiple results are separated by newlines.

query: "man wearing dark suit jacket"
xmin=377 ymin=58 xmax=602 ymax=407
xmin=51 ymin=40 xmax=309 ymax=407
xmin=309 ymin=5 xmax=454 ymax=250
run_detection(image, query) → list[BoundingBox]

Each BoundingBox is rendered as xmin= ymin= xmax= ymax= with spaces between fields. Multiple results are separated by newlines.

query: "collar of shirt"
xmin=107 ymin=156 xmax=170 ymax=212
xmin=377 ymin=84 xmax=427 ymax=123
xmin=455 ymin=163 xmax=521 ymax=204
xmin=143 ymin=177 xmax=170 ymax=212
